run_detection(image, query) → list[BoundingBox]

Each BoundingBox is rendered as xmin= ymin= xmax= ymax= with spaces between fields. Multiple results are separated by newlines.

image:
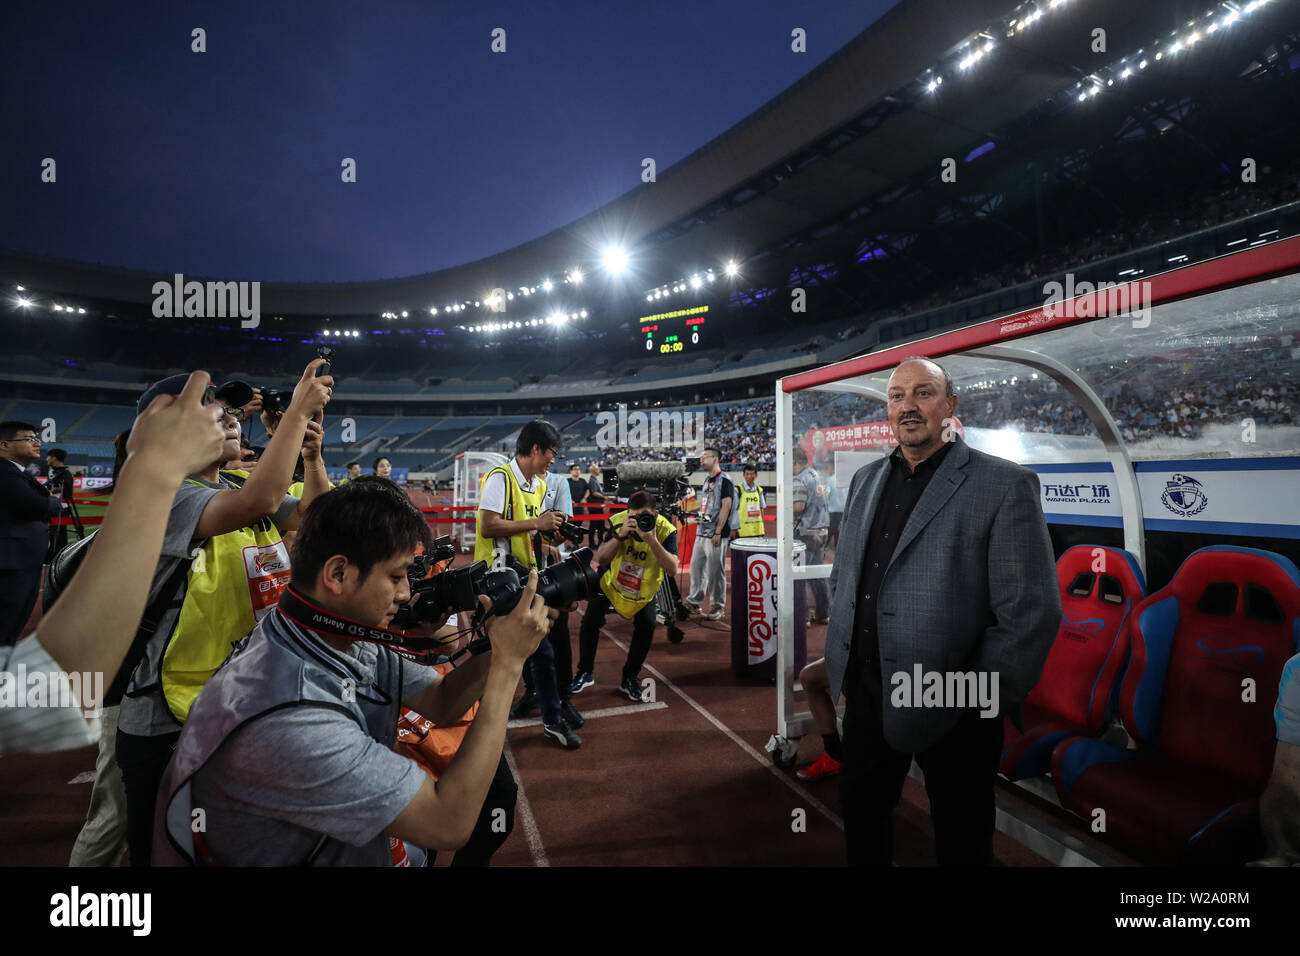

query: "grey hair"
xmin=892 ymin=355 xmax=954 ymax=397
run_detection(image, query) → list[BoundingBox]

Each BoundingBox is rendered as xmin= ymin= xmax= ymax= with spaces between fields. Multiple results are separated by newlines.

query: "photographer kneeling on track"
xmin=110 ymin=358 xmax=333 ymax=866
xmin=153 ymin=477 xmax=554 ymax=865
xmin=573 ymin=490 xmax=679 ymax=702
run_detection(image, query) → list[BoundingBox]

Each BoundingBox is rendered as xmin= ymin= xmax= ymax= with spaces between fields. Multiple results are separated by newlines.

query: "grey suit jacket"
xmin=825 ymin=437 xmax=1061 ymax=753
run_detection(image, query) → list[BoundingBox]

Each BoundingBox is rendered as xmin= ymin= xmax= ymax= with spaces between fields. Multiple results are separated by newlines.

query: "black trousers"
xmin=0 ymin=566 xmax=42 ymax=648
xmin=577 ymin=592 xmax=655 ymax=682
xmin=526 ymin=611 xmax=572 ymax=724
xmin=839 ymin=673 xmax=1003 ymax=867
xmin=115 ymin=728 xmax=181 ymax=867
xmin=428 ymin=752 xmax=518 ymax=867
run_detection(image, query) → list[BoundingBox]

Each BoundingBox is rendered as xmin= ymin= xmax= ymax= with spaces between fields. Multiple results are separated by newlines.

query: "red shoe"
xmin=796 ymin=752 xmax=841 ymax=780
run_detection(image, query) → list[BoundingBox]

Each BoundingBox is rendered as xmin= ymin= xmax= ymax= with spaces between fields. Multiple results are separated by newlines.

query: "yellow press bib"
xmin=474 ymin=465 xmax=546 ymax=571
xmin=600 ymin=511 xmax=675 ymax=619
xmin=738 ymin=485 xmax=765 ymax=537
xmin=160 ymin=478 xmax=292 ymax=723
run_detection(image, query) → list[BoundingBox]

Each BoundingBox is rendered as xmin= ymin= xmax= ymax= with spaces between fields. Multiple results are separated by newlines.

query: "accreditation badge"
xmin=616 ymin=560 xmax=646 ymax=596
xmin=242 ymin=540 xmax=292 ymax=619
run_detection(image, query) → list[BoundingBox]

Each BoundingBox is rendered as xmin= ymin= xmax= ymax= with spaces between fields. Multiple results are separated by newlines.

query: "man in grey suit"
xmin=825 ymin=357 xmax=1060 ymax=866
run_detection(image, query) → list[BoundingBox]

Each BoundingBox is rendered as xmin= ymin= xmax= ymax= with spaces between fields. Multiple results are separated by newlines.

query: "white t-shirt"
xmin=0 ymin=634 xmax=99 ymax=757
xmin=478 ymin=459 xmax=536 ymax=516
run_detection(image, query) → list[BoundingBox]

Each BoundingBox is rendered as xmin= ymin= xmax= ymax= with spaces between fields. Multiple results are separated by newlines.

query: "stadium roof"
xmin=0 ymin=0 xmax=1283 ymax=319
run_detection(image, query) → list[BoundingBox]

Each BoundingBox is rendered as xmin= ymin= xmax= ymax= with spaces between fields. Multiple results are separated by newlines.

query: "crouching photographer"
xmin=153 ymin=477 xmax=554 ymax=865
xmin=573 ymin=490 xmax=679 ymax=701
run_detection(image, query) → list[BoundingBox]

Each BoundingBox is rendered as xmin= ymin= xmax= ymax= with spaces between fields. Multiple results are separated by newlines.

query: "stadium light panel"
xmin=707 ymin=272 xmax=716 ymax=282
xmin=580 ymin=310 xmax=588 ymax=318
xmin=601 ymin=246 xmax=628 ymax=275
xmin=507 ymin=292 xmax=514 ymax=300
xmin=78 ymin=308 xmax=86 ymax=314
xmin=542 ymin=279 xmax=553 ymax=292
xmin=691 ymin=275 xmax=702 ymax=289
xmin=18 ymin=297 xmax=31 ymax=308
xmin=401 ymin=310 xmax=408 ymax=317
xmin=53 ymin=304 xmax=62 ymax=311
xmin=1139 ymin=59 xmax=1148 ymax=69
xmin=569 ymin=269 xmax=584 ymax=285
xmin=15 ymin=285 xmax=23 ymax=292
xmin=725 ymin=260 xmax=739 ymax=277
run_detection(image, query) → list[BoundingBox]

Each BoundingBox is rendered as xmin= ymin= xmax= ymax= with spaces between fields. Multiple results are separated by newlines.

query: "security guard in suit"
xmin=0 ymin=422 xmax=61 ymax=647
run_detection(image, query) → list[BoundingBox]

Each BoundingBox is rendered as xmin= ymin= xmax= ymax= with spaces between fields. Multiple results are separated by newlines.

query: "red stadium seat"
xmin=999 ymin=546 xmax=1145 ymax=781
xmin=1052 ymin=546 xmax=1300 ymax=864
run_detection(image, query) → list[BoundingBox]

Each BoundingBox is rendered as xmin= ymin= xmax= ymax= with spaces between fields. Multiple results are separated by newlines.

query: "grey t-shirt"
xmin=118 ymin=478 xmax=300 ymax=737
xmin=792 ymin=466 xmax=829 ymax=533
xmin=189 ymin=635 xmax=439 ymax=865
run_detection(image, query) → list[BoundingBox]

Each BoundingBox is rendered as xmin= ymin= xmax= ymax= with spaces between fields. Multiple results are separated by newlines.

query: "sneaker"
xmin=808 ymin=616 xmax=830 ymax=626
xmin=796 ymin=752 xmax=842 ymax=781
xmin=570 ymin=671 xmax=594 ymax=695
xmin=655 ymin=610 xmax=668 ymax=625
xmin=619 ymin=676 xmax=644 ymax=702
xmin=510 ymin=692 xmax=537 ymax=719
xmin=705 ymin=607 xmax=726 ymax=621
xmin=542 ymin=718 xmax=582 ymax=749
xmin=681 ymin=601 xmax=702 ymax=616
xmin=561 ymin=698 xmax=585 ymax=729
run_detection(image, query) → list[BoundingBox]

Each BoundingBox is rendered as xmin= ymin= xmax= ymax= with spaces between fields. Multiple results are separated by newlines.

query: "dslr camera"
xmin=390 ymin=539 xmax=599 ymax=630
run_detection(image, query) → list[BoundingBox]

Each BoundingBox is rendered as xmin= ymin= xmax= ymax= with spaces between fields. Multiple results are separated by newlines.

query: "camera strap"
xmin=276 ymin=587 xmax=487 ymax=663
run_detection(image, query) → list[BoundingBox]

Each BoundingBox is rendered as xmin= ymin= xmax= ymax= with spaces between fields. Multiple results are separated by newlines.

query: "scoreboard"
xmin=639 ymin=305 xmax=708 ymax=356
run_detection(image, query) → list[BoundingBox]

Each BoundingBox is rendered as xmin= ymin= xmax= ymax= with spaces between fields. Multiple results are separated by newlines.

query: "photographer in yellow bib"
xmin=572 ymin=490 xmax=679 ymax=702
xmin=113 ymin=358 xmax=333 ymax=866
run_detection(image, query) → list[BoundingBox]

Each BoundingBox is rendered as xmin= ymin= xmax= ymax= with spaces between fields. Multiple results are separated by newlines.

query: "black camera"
xmin=391 ymin=545 xmax=599 ymax=629
xmin=633 ymin=511 xmax=656 ymax=533
xmin=544 ymin=519 xmax=587 ymax=546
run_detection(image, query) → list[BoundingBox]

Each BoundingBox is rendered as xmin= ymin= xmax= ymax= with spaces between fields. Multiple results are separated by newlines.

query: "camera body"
xmin=391 ymin=544 xmax=599 ymax=629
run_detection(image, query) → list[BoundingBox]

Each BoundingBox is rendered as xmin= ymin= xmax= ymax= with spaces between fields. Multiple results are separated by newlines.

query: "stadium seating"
xmin=1052 ymin=546 xmax=1300 ymax=864
xmin=999 ymin=546 xmax=1145 ymax=781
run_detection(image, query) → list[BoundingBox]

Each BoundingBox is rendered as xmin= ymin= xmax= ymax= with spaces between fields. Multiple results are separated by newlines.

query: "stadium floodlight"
xmin=691 ymin=275 xmax=702 ymax=289
xmin=18 ymin=297 xmax=31 ymax=308
xmin=430 ymin=307 xmax=438 ymax=315
xmin=1155 ymin=51 xmax=1163 ymax=61
xmin=53 ymin=304 xmax=62 ymax=311
xmin=601 ymin=246 xmax=628 ymax=275
xmin=724 ymin=260 xmax=739 ymax=277
xmin=646 ymin=294 xmax=653 ymax=302
xmin=542 ymin=279 xmax=553 ymax=292
xmin=707 ymin=271 xmax=716 ymax=281
xmin=1139 ymin=59 xmax=1148 ymax=69
xmin=580 ymin=309 xmax=588 ymax=318
xmin=1121 ymin=67 xmax=1132 ymax=78
xmin=507 ymin=292 xmax=514 ymax=300
xmin=15 ymin=285 xmax=24 ymax=292
xmin=926 ymin=78 xmax=939 ymax=93
xmin=569 ymin=268 xmax=584 ymax=285
xmin=78 ymin=307 xmax=86 ymax=314
xmin=401 ymin=310 xmax=408 ymax=317
xmin=1169 ymin=40 xmax=1182 ymax=53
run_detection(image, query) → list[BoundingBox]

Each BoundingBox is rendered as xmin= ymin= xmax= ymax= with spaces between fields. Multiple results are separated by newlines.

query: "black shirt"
xmin=567 ymin=477 xmax=589 ymax=506
xmin=846 ymin=439 xmax=956 ymax=692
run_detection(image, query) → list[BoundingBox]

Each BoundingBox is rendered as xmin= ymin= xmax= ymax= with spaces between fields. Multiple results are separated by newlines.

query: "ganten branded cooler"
xmin=729 ymin=538 xmax=807 ymax=682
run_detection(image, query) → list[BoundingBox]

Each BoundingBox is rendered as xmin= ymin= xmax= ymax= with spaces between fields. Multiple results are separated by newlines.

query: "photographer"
xmin=573 ymin=489 xmax=679 ymax=702
xmin=45 ymin=448 xmax=76 ymax=557
xmin=114 ymin=358 xmax=332 ymax=866
xmin=153 ymin=477 xmax=553 ymax=865
xmin=1 ymin=374 xmax=225 ymax=758
xmin=682 ymin=446 xmax=733 ymax=620
xmin=473 ymin=420 xmax=582 ymax=749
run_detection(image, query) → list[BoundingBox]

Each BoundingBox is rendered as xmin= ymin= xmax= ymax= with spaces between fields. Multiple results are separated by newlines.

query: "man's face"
xmin=743 ymin=469 xmax=757 ymax=485
xmin=375 ymin=459 xmax=392 ymax=478
xmin=335 ymin=551 xmax=414 ymax=628
xmin=46 ymin=454 xmax=60 ymax=470
xmin=1 ymin=429 xmax=42 ymax=465
xmin=348 ymin=465 xmax=361 ymax=478
xmin=569 ymin=465 xmax=580 ymax=478
xmin=218 ymin=410 xmax=242 ymax=465
xmin=701 ymin=450 xmax=718 ymax=472
xmin=523 ymin=444 xmax=558 ymax=479
xmin=887 ymin=360 xmax=957 ymax=453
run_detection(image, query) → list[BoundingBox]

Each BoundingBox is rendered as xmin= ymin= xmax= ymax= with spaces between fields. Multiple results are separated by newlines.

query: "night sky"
xmin=2 ymin=0 xmax=900 ymax=283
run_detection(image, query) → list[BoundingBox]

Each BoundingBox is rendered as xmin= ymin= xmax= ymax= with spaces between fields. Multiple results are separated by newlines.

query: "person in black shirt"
xmin=824 ymin=357 xmax=1059 ymax=867
xmin=45 ymin=447 xmax=76 ymax=557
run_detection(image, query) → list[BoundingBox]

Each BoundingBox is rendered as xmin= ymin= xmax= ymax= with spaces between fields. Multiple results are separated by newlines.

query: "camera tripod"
xmin=47 ymin=469 xmax=84 ymax=561
xmin=654 ymin=574 xmax=687 ymax=645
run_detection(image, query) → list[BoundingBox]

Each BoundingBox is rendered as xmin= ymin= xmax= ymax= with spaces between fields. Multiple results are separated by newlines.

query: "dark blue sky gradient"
xmin=1 ymin=0 xmax=899 ymax=282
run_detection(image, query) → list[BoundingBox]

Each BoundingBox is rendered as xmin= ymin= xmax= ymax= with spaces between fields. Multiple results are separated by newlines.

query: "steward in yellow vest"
xmin=573 ymin=490 xmax=680 ymax=702
xmin=735 ymin=464 xmax=766 ymax=538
